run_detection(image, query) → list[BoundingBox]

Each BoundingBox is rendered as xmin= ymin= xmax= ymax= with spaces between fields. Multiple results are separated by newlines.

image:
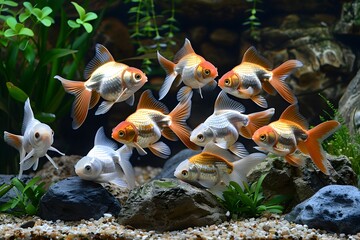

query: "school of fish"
xmin=3 ymin=39 xmax=340 ymax=194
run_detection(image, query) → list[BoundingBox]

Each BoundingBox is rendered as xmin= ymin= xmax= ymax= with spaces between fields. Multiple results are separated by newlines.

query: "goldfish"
xmin=3 ymin=98 xmax=64 ymax=178
xmin=252 ymin=104 xmax=340 ymax=175
xmin=75 ymin=127 xmax=135 ymax=189
xmin=157 ymin=38 xmax=218 ymax=101
xmin=218 ymin=46 xmax=303 ymax=108
xmin=174 ymin=142 xmax=266 ymax=198
xmin=55 ymin=43 xmax=148 ymax=129
xmin=190 ymin=91 xmax=275 ymax=157
xmin=111 ymin=90 xmax=200 ymax=159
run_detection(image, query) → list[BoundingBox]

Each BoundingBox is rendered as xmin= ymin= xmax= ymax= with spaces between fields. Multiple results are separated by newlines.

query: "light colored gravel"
xmin=1 ymin=213 xmax=359 ymax=239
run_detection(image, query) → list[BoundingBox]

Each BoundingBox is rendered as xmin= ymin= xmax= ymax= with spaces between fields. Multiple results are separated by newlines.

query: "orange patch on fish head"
xmin=123 ymin=67 xmax=148 ymax=86
xmin=252 ymin=126 xmax=277 ymax=148
xmin=196 ymin=61 xmax=218 ymax=80
xmin=111 ymin=121 xmax=138 ymax=144
xmin=218 ymin=71 xmax=239 ymax=89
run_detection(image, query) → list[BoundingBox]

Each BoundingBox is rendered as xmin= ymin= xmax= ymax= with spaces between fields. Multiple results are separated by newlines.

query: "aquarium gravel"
xmin=1 ymin=213 xmax=359 ymax=239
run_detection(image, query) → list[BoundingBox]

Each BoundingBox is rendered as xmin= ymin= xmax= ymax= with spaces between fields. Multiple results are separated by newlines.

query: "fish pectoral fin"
xmin=253 ymin=146 xmax=269 ymax=153
xmin=208 ymin=181 xmax=228 ymax=199
xmin=229 ymin=142 xmax=249 ymax=159
xmin=250 ymin=95 xmax=268 ymax=108
xmin=134 ymin=142 xmax=147 ymax=156
xmin=270 ymin=59 xmax=302 ymax=104
xmin=198 ymin=84 xmax=203 ymax=99
xmin=83 ymin=44 xmax=114 ymax=79
xmin=118 ymin=152 xmax=136 ymax=189
xmin=148 ymin=141 xmax=171 ymax=159
xmin=177 ymin=86 xmax=193 ymax=102
xmin=21 ymin=157 xmax=37 ymax=171
xmin=45 ymin=154 xmax=59 ymax=169
xmin=20 ymin=149 xmax=35 ymax=164
xmin=109 ymin=177 xmax=128 ymax=188
xmin=4 ymin=132 xmax=23 ymax=152
xmin=126 ymin=94 xmax=135 ymax=106
xmin=49 ymin=146 xmax=65 ymax=156
xmin=115 ymin=88 xmax=128 ymax=102
xmin=203 ymin=80 xmax=217 ymax=92
xmin=198 ymin=179 xmax=216 ymax=189
xmin=32 ymin=159 xmax=39 ymax=171
xmin=95 ymin=101 xmax=115 ymax=115
xmin=285 ymin=154 xmax=305 ymax=167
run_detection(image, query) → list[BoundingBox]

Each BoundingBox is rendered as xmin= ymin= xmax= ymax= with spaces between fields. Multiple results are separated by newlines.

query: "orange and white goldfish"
xmin=75 ymin=127 xmax=135 ymax=189
xmin=174 ymin=142 xmax=266 ymax=198
xmin=157 ymin=38 xmax=218 ymax=101
xmin=190 ymin=91 xmax=275 ymax=157
xmin=218 ymin=46 xmax=303 ymax=108
xmin=111 ymin=90 xmax=200 ymax=159
xmin=252 ymin=104 xmax=340 ymax=175
xmin=3 ymin=98 xmax=64 ymax=178
xmin=55 ymin=44 xmax=148 ymax=129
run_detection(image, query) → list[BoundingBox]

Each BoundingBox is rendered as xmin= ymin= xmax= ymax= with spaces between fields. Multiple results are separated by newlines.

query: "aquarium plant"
xmin=0 ymin=177 xmax=46 ymax=216
xmin=221 ymin=174 xmax=288 ymax=219
xmin=0 ymin=0 xmax=107 ymax=174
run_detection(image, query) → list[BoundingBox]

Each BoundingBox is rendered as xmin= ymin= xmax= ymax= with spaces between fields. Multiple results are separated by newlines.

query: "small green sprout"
xmin=67 ymin=2 xmax=98 ymax=33
xmin=221 ymin=174 xmax=288 ymax=219
xmin=19 ymin=2 xmax=54 ymax=27
xmin=4 ymin=17 xmax=34 ymax=37
xmin=0 ymin=177 xmax=46 ymax=216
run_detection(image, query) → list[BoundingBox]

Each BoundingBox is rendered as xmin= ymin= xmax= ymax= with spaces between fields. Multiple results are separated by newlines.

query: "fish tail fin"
xmin=270 ymin=60 xmax=303 ymax=104
xmin=157 ymin=51 xmax=177 ymax=100
xmin=231 ymin=153 xmax=267 ymax=187
xmin=55 ymin=75 xmax=92 ymax=129
xmin=240 ymin=108 xmax=275 ymax=139
xmin=168 ymin=98 xmax=201 ymax=150
xmin=303 ymin=120 xmax=340 ymax=175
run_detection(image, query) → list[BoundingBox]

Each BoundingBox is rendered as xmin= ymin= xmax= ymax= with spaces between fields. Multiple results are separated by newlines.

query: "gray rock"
xmin=118 ymin=178 xmax=226 ymax=231
xmin=334 ymin=1 xmax=360 ymax=35
xmin=339 ymin=68 xmax=360 ymax=135
xmin=38 ymin=176 xmax=121 ymax=221
xmin=154 ymin=149 xmax=200 ymax=180
xmin=285 ymin=185 xmax=360 ymax=235
xmin=248 ymin=154 xmax=358 ymax=212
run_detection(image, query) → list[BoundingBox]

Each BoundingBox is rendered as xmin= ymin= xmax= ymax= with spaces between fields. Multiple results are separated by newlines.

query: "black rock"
xmin=154 ymin=149 xmax=200 ymax=180
xmin=38 ymin=176 xmax=121 ymax=221
xmin=285 ymin=185 xmax=360 ymax=235
xmin=118 ymin=178 xmax=226 ymax=231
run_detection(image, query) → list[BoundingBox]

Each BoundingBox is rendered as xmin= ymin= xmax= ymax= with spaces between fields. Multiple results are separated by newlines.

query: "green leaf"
xmin=1 ymin=1 xmax=18 ymax=7
xmin=19 ymin=12 xmax=31 ymax=23
xmin=83 ymin=22 xmax=93 ymax=33
xmin=67 ymin=20 xmax=80 ymax=29
xmin=83 ymin=12 xmax=97 ymax=22
xmin=0 ymin=183 xmax=13 ymax=198
xmin=11 ymin=178 xmax=26 ymax=192
xmin=40 ymin=18 xmax=52 ymax=27
xmin=4 ymin=29 xmax=16 ymax=37
xmin=35 ymin=112 xmax=56 ymax=123
xmin=25 ymin=203 xmax=37 ymax=215
xmin=23 ymin=2 xmax=33 ymax=10
xmin=41 ymin=6 xmax=53 ymax=17
xmin=18 ymin=27 xmax=34 ymax=37
xmin=71 ymin=1 xmax=85 ymax=19
xmin=6 ymin=82 xmax=28 ymax=102
xmin=6 ymin=16 xmax=17 ymax=30
xmin=40 ymin=48 xmax=78 ymax=67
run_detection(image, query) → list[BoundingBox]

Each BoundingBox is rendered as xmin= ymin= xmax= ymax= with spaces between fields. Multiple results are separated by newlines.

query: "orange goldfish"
xmin=252 ymin=104 xmax=340 ymax=175
xmin=157 ymin=38 xmax=218 ymax=101
xmin=55 ymin=44 xmax=147 ymax=129
xmin=218 ymin=46 xmax=303 ymax=108
xmin=111 ymin=90 xmax=200 ymax=159
xmin=174 ymin=142 xmax=266 ymax=198
xmin=190 ymin=91 xmax=275 ymax=158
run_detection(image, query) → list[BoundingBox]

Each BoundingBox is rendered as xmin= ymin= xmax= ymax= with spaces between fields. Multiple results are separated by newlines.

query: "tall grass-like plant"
xmin=243 ymin=0 xmax=263 ymax=39
xmin=0 ymin=1 xmax=107 ymax=174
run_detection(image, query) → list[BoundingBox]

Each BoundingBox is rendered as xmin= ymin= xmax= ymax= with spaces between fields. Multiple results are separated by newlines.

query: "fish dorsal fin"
xmin=279 ymin=104 xmax=308 ymax=129
xmin=214 ymin=91 xmax=246 ymax=114
xmin=22 ymin=98 xmax=35 ymax=134
xmin=242 ymin=46 xmax=272 ymax=70
xmin=83 ymin=44 xmax=115 ymax=79
xmin=173 ymin=38 xmax=195 ymax=63
xmin=203 ymin=142 xmax=237 ymax=163
xmin=94 ymin=127 xmax=118 ymax=150
xmin=137 ymin=90 xmax=169 ymax=114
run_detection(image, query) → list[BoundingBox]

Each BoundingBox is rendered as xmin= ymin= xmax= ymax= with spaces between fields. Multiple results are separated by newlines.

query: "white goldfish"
xmin=218 ymin=46 xmax=303 ymax=108
xmin=75 ymin=127 xmax=135 ymax=189
xmin=157 ymin=38 xmax=218 ymax=101
xmin=3 ymin=98 xmax=64 ymax=178
xmin=190 ymin=91 xmax=275 ymax=157
xmin=111 ymin=90 xmax=200 ymax=159
xmin=174 ymin=142 xmax=266 ymax=199
xmin=55 ymin=43 xmax=148 ymax=129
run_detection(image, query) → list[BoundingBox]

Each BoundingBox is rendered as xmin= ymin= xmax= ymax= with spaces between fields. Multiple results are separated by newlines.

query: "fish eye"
xmin=197 ymin=134 xmax=204 ymax=142
xmin=35 ymin=132 xmax=40 ymax=139
xmin=260 ymin=134 xmax=267 ymax=141
xmin=134 ymin=73 xmax=141 ymax=80
xmin=204 ymin=69 xmax=210 ymax=76
xmin=52 ymin=131 xmax=54 ymax=136
xmin=118 ymin=130 xmax=125 ymax=138
xmin=181 ymin=170 xmax=189 ymax=178
xmin=85 ymin=165 xmax=91 ymax=172
xmin=224 ymin=79 xmax=231 ymax=86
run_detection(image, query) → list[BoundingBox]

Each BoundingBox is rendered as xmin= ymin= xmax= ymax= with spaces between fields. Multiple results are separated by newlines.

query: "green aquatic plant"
xmin=124 ymin=0 xmax=179 ymax=73
xmin=243 ymin=0 xmax=263 ymax=39
xmin=0 ymin=1 xmax=104 ymax=174
xmin=220 ymin=175 xmax=288 ymax=219
xmin=320 ymin=95 xmax=360 ymax=175
xmin=0 ymin=177 xmax=46 ymax=216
